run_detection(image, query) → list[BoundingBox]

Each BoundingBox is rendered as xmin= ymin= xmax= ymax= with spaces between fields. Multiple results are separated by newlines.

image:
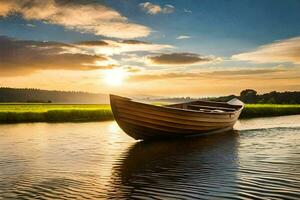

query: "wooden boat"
xmin=110 ymin=94 xmax=244 ymax=140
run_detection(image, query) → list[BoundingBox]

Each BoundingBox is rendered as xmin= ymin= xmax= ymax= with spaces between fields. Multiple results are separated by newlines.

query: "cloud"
xmin=0 ymin=36 xmax=115 ymax=76
xmin=139 ymin=2 xmax=175 ymax=15
xmin=176 ymin=35 xmax=191 ymax=40
xmin=162 ymin=4 xmax=175 ymax=14
xmin=119 ymin=40 xmax=150 ymax=45
xmin=0 ymin=35 xmax=174 ymax=76
xmin=75 ymin=40 xmax=109 ymax=46
xmin=0 ymin=0 xmax=151 ymax=39
xmin=76 ymin=39 xmax=173 ymax=56
xmin=26 ymin=23 xmax=36 ymax=27
xmin=130 ymin=72 xmax=199 ymax=81
xmin=146 ymin=53 xmax=218 ymax=65
xmin=0 ymin=1 xmax=14 ymax=16
xmin=121 ymin=65 xmax=144 ymax=73
xmin=129 ymin=68 xmax=297 ymax=81
xmin=232 ymin=36 xmax=300 ymax=64
xmin=183 ymin=9 xmax=192 ymax=13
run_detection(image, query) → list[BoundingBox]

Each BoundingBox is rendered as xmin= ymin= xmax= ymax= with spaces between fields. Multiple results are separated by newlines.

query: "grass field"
xmin=0 ymin=103 xmax=300 ymax=123
xmin=0 ymin=104 xmax=113 ymax=123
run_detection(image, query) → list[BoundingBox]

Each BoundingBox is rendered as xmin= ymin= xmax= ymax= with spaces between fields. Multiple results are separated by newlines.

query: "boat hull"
xmin=110 ymin=95 xmax=243 ymax=140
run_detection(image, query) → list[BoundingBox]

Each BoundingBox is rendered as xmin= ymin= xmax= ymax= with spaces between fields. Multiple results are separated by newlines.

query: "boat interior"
xmin=165 ymin=100 xmax=243 ymax=113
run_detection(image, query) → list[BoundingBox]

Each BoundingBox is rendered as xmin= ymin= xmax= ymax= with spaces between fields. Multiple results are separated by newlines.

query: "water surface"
xmin=1 ymin=115 xmax=300 ymax=199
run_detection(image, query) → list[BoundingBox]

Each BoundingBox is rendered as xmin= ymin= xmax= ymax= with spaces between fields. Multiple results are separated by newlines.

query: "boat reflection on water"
xmin=109 ymin=130 xmax=240 ymax=199
xmin=1 ymin=120 xmax=299 ymax=199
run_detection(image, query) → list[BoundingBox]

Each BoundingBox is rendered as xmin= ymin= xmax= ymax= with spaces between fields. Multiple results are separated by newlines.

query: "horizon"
xmin=1 ymin=0 xmax=300 ymax=97
xmin=1 ymin=86 xmax=300 ymax=100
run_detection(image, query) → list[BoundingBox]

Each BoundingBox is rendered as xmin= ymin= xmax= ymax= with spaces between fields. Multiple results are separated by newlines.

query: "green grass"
xmin=0 ymin=103 xmax=300 ymax=123
xmin=0 ymin=104 xmax=113 ymax=123
xmin=241 ymin=104 xmax=300 ymax=118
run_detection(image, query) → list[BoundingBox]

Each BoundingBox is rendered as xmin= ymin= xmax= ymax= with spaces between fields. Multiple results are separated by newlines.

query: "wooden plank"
xmin=187 ymin=105 xmax=236 ymax=112
xmin=116 ymin=106 xmax=237 ymax=126
xmin=117 ymin=120 xmax=192 ymax=139
xmin=114 ymin=98 xmax=239 ymax=119
xmin=118 ymin=116 xmax=226 ymax=134
xmin=117 ymin=112 xmax=235 ymax=130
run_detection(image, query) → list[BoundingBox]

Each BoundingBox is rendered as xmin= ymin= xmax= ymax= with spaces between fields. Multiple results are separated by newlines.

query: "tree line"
xmin=209 ymin=89 xmax=300 ymax=104
xmin=0 ymin=87 xmax=108 ymax=104
xmin=150 ymin=89 xmax=300 ymax=104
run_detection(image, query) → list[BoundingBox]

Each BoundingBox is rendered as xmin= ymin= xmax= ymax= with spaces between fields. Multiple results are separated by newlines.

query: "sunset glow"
xmin=1 ymin=2 xmax=300 ymax=199
xmin=0 ymin=0 xmax=299 ymax=97
xmin=104 ymin=69 xmax=127 ymax=86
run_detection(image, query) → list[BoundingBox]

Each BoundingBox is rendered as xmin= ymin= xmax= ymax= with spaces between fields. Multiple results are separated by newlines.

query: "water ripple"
xmin=0 ymin=117 xmax=300 ymax=199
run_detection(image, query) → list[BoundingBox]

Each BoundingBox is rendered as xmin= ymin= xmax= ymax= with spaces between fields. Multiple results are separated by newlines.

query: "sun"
xmin=104 ymin=68 xmax=127 ymax=86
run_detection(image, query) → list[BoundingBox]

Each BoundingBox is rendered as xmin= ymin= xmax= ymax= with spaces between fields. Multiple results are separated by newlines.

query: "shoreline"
xmin=0 ymin=104 xmax=300 ymax=123
xmin=241 ymin=104 xmax=300 ymax=118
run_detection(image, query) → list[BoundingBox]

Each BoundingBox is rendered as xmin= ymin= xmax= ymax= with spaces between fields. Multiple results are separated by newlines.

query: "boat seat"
xmin=187 ymin=105 xmax=236 ymax=112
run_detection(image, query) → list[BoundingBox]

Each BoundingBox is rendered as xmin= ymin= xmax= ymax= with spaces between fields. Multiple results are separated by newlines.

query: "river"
xmin=1 ymin=115 xmax=300 ymax=199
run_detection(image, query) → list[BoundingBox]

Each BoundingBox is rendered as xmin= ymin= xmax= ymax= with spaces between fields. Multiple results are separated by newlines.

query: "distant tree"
xmin=240 ymin=89 xmax=258 ymax=103
xmin=240 ymin=89 xmax=257 ymax=97
xmin=0 ymin=87 xmax=108 ymax=103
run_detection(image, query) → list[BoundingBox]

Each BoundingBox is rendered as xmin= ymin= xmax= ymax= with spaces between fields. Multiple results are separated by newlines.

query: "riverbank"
xmin=241 ymin=104 xmax=300 ymax=118
xmin=0 ymin=104 xmax=113 ymax=123
xmin=1 ymin=104 xmax=300 ymax=123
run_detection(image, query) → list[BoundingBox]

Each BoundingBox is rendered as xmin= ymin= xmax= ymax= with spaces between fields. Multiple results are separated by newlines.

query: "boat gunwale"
xmin=111 ymin=95 xmax=243 ymax=116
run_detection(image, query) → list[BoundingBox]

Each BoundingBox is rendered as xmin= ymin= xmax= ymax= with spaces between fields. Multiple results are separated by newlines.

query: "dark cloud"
xmin=0 ymin=36 xmax=114 ymax=76
xmin=119 ymin=40 xmax=150 ymax=45
xmin=76 ymin=40 xmax=109 ymax=46
xmin=129 ymin=68 xmax=291 ymax=81
xmin=74 ymin=39 xmax=173 ymax=55
xmin=76 ymin=39 xmax=150 ymax=47
xmin=147 ymin=53 xmax=214 ymax=65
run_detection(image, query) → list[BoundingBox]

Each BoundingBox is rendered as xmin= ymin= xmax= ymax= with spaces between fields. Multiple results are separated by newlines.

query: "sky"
xmin=0 ymin=0 xmax=300 ymax=97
